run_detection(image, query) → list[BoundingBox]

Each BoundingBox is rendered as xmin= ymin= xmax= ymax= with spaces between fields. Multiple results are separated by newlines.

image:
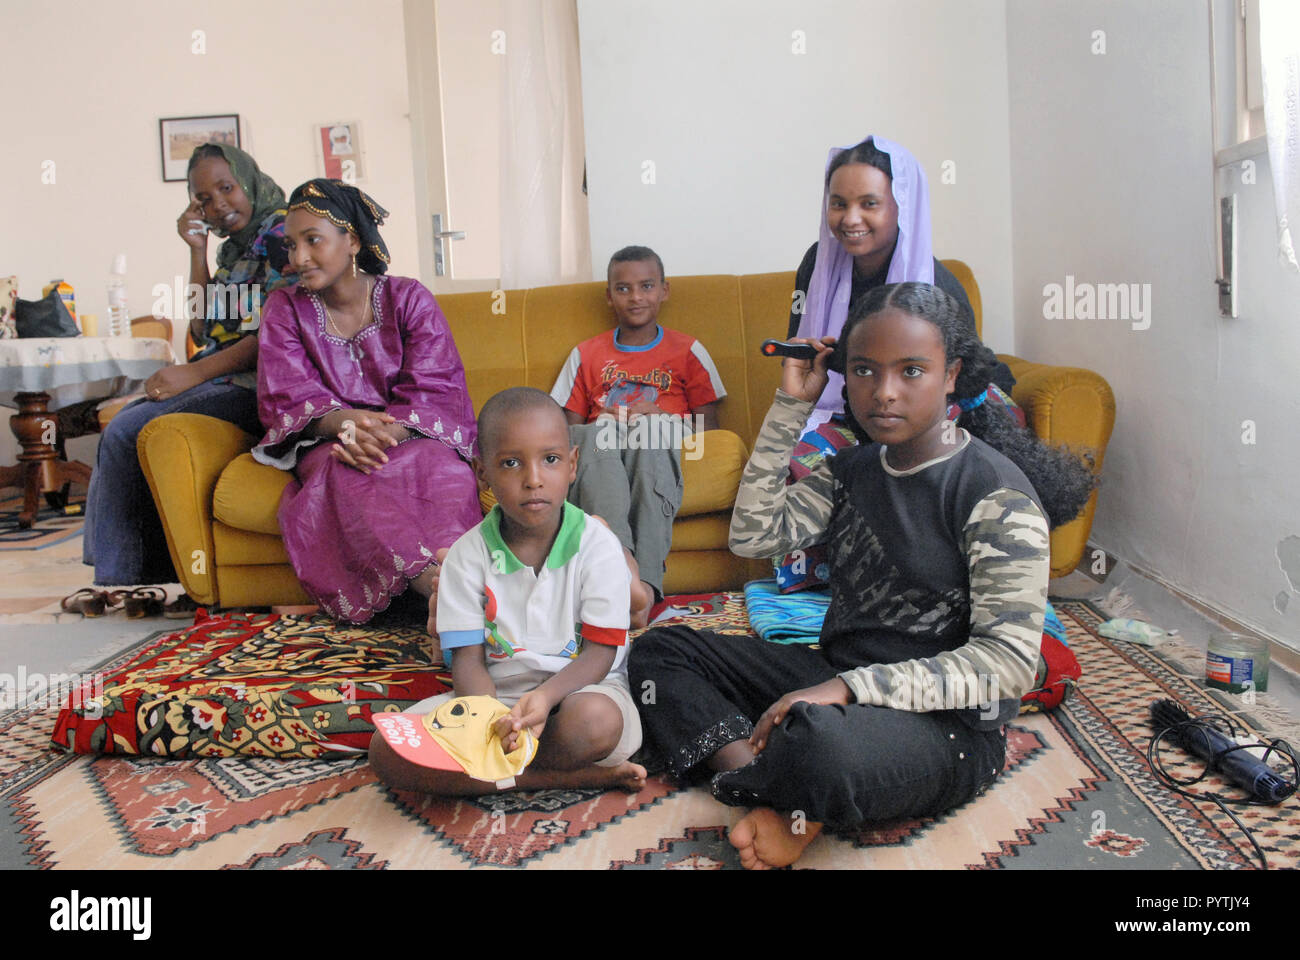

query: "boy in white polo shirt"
xmin=368 ymin=387 xmax=647 ymax=795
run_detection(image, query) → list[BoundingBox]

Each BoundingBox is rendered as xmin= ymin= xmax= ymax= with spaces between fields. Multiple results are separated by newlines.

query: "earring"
xmin=352 ymin=254 xmax=358 ymax=279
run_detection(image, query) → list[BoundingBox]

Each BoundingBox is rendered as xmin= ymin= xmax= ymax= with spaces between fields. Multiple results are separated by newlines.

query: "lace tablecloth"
xmin=0 ymin=336 xmax=176 ymax=410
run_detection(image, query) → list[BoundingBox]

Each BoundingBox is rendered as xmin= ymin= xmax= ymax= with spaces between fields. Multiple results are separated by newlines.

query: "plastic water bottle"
xmin=107 ymin=253 xmax=129 ymax=337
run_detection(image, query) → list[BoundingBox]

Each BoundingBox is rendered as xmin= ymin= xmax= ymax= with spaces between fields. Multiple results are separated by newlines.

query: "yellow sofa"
xmin=138 ymin=261 xmax=1115 ymax=609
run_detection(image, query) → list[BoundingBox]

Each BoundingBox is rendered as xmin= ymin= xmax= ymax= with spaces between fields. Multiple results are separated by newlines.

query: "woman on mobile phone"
xmin=81 ymin=143 xmax=295 ymax=612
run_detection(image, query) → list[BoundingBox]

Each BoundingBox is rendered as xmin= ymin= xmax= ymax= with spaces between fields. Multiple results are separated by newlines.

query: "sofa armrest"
xmin=998 ymin=355 xmax=1116 ymax=578
xmin=998 ymin=355 xmax=1116 ymax=463
xmin=138 ymin=413 xmax=258 ymax=606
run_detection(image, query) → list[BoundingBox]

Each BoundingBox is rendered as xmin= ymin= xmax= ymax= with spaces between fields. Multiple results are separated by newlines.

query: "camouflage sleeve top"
xmin=730 ymin=389 xmax=1050 ymax=718
xmin=728 ymin=390 xmax=837 ymax=559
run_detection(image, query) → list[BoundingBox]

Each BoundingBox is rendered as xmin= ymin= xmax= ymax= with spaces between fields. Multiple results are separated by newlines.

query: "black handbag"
xmin=15 ymin=288 xmax=81 ymax=338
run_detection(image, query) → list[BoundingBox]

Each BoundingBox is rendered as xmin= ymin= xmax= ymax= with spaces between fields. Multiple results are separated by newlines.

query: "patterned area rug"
xmin=0 ymin=490 xmax=86 ymax=550
xmin=2 ymin=597 xmax=1296 ymax=869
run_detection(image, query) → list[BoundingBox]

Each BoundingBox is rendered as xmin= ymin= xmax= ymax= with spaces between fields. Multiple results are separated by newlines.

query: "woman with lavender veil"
xmin=771 ymin=135 xmax=1017 ymax=592
xmin=790 ymin=135 xmax=1014 ymax=431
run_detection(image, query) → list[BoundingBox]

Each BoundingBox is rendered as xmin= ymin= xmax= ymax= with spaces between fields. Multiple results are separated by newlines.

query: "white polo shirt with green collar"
xmin=436 ymin=502 xmax=631 ymax=681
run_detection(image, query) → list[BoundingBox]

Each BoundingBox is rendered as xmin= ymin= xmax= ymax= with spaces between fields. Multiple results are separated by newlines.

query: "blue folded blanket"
xmin=1043 ymin=601 xmax=1068 ymax=646
xmin=743 ymin=579 xmax=828 ymax=644
xmin=744 ymin=577 xmax=1066 ymax=650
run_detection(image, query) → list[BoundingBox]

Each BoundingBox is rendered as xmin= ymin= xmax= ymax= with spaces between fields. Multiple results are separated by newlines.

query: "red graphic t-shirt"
xmin=550 ymin=326 xmax=726 ymax=422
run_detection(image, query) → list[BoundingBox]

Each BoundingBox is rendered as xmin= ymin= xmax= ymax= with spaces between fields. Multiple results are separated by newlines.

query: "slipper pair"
xmin=162 ymin=592 xmax=202 ymax=620
xmin=60 ymin=586 xmax=167 ymax=619
xmin=61 ymin=587 xmax=111 ymax=618
xmin=114 ymin=587 xmax=166 ymax=619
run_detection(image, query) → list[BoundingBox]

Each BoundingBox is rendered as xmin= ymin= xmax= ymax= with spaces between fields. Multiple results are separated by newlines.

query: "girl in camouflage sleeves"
xmin=629 ymin=282 xmax=1095 ymax=869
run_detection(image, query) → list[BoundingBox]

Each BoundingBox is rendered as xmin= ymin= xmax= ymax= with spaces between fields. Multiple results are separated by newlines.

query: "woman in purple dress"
xmin=252 ymin=180 xmax=480 ymax=622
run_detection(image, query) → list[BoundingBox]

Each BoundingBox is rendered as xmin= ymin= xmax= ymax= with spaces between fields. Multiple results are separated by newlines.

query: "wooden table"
xmin=0 ymin=336 xmax=176 ymax=527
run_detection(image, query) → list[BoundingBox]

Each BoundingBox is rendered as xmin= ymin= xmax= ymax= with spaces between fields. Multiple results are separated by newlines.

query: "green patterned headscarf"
xmin=187 ymin=143 xmax=287 ymax=270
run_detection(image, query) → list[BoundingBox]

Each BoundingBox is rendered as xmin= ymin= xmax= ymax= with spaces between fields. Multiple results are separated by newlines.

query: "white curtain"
xmin=1259 ymin=0 xmax=1300 ymax=271
xmin=499 ymin=0 xmax=592 ymax=288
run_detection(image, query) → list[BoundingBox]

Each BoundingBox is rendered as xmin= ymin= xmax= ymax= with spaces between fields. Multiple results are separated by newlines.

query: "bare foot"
xmin=729 ymin=807 xmax=822 ymax=870
xmin=604 ymin=760 xmax=648 ymax=792
xmin=520 ymin=760 xmax=647 ymax=793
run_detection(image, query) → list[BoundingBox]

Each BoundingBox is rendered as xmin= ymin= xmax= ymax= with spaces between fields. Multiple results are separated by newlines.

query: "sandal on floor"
xmin=61 ymin=587 xmax=109 ymax=618
xmin=163 ymin=593 xmax=203 ymax=620
xmin=111 ymin=586 xmax=166 ymax=619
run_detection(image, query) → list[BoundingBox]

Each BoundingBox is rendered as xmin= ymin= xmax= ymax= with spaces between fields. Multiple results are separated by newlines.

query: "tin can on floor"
xmin=1205 ymin=633 xmax=1269 ymax=693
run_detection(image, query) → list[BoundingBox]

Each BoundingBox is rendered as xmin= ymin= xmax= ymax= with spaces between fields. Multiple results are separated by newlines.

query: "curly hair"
xmin=828 ymin=282 xmax=1098 ymax=529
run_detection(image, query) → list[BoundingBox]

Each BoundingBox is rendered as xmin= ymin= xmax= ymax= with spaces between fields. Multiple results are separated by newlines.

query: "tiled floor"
xmin=1 ymin=536 xmax=93 ymax=617
xmin=0 ymin=535 xmax=182 ymax=682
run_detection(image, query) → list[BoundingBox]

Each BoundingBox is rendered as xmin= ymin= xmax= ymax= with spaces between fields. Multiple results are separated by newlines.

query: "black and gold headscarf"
xmin=287 ymin=179 xmax=391 ymax=275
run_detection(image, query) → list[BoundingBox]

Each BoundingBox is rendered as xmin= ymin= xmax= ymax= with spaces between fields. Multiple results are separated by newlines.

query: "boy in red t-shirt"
xmin=551 ymin=246 xmax=726 ymax=624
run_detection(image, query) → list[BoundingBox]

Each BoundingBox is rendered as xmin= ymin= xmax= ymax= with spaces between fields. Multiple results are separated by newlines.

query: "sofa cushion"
xmin=738 ymin=271 xmax=797 ymax=442
xmin=663 ymin=550 xmax=762 ymax=596
xmin=213 ymin=521 xmax=291 ymax=565
xmin=213 ymin=453 xmax=294 ymax=535
xmin=215 ymin=564 xmax=312 ymax=609
xmin=669 ymin=512 xmax=731 ymax=551
xmin=679 ymin=429 xmax=747 ymax=517
xmin=437 ymin=287 xmax=528 ymax=416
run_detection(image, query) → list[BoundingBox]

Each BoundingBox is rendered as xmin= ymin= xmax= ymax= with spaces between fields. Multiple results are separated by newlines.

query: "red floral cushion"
xmin=1019 ymin=632 xmax=1081 ymax=714
xmin=51 ymin=610 xmax=450 ymax=759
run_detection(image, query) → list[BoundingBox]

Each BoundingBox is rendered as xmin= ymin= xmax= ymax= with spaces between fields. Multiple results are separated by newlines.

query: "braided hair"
xmin=825 ymin=136 xmax=893 ymax=187
xmin=187 ymin=143 xmax=226 ymax=167
xmin=828 ymin=282 xmax=1098 ymax=529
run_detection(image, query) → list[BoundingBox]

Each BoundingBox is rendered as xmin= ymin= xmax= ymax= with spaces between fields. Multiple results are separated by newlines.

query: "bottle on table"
xmin=106 ymin=253 xmax=129 ymax=337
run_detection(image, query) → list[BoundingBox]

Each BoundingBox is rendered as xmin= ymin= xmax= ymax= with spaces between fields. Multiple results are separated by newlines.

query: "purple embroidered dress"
xmin=253 ymin=274 xmax=481 ymax=622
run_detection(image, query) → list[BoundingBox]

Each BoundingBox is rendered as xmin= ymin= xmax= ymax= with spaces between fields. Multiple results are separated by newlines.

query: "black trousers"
xmin=628 ymin=625 xmax=1006 ymax=829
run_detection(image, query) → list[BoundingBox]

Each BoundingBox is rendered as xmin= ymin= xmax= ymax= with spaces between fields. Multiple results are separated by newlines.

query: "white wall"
xmin=1007 ymin=0 xmax=1300 ymax=646
xmin=1 ymin=0 xmax=418 ymax=347
xmin=575 ymin=0 xmax=1017 ymax=353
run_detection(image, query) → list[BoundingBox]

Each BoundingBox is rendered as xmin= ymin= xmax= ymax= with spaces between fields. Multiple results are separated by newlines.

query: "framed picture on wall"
xmin=159 ymin=115 xmax=240 ymax=182
xmin=314 ymin=121 xmax=365 ymax=182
